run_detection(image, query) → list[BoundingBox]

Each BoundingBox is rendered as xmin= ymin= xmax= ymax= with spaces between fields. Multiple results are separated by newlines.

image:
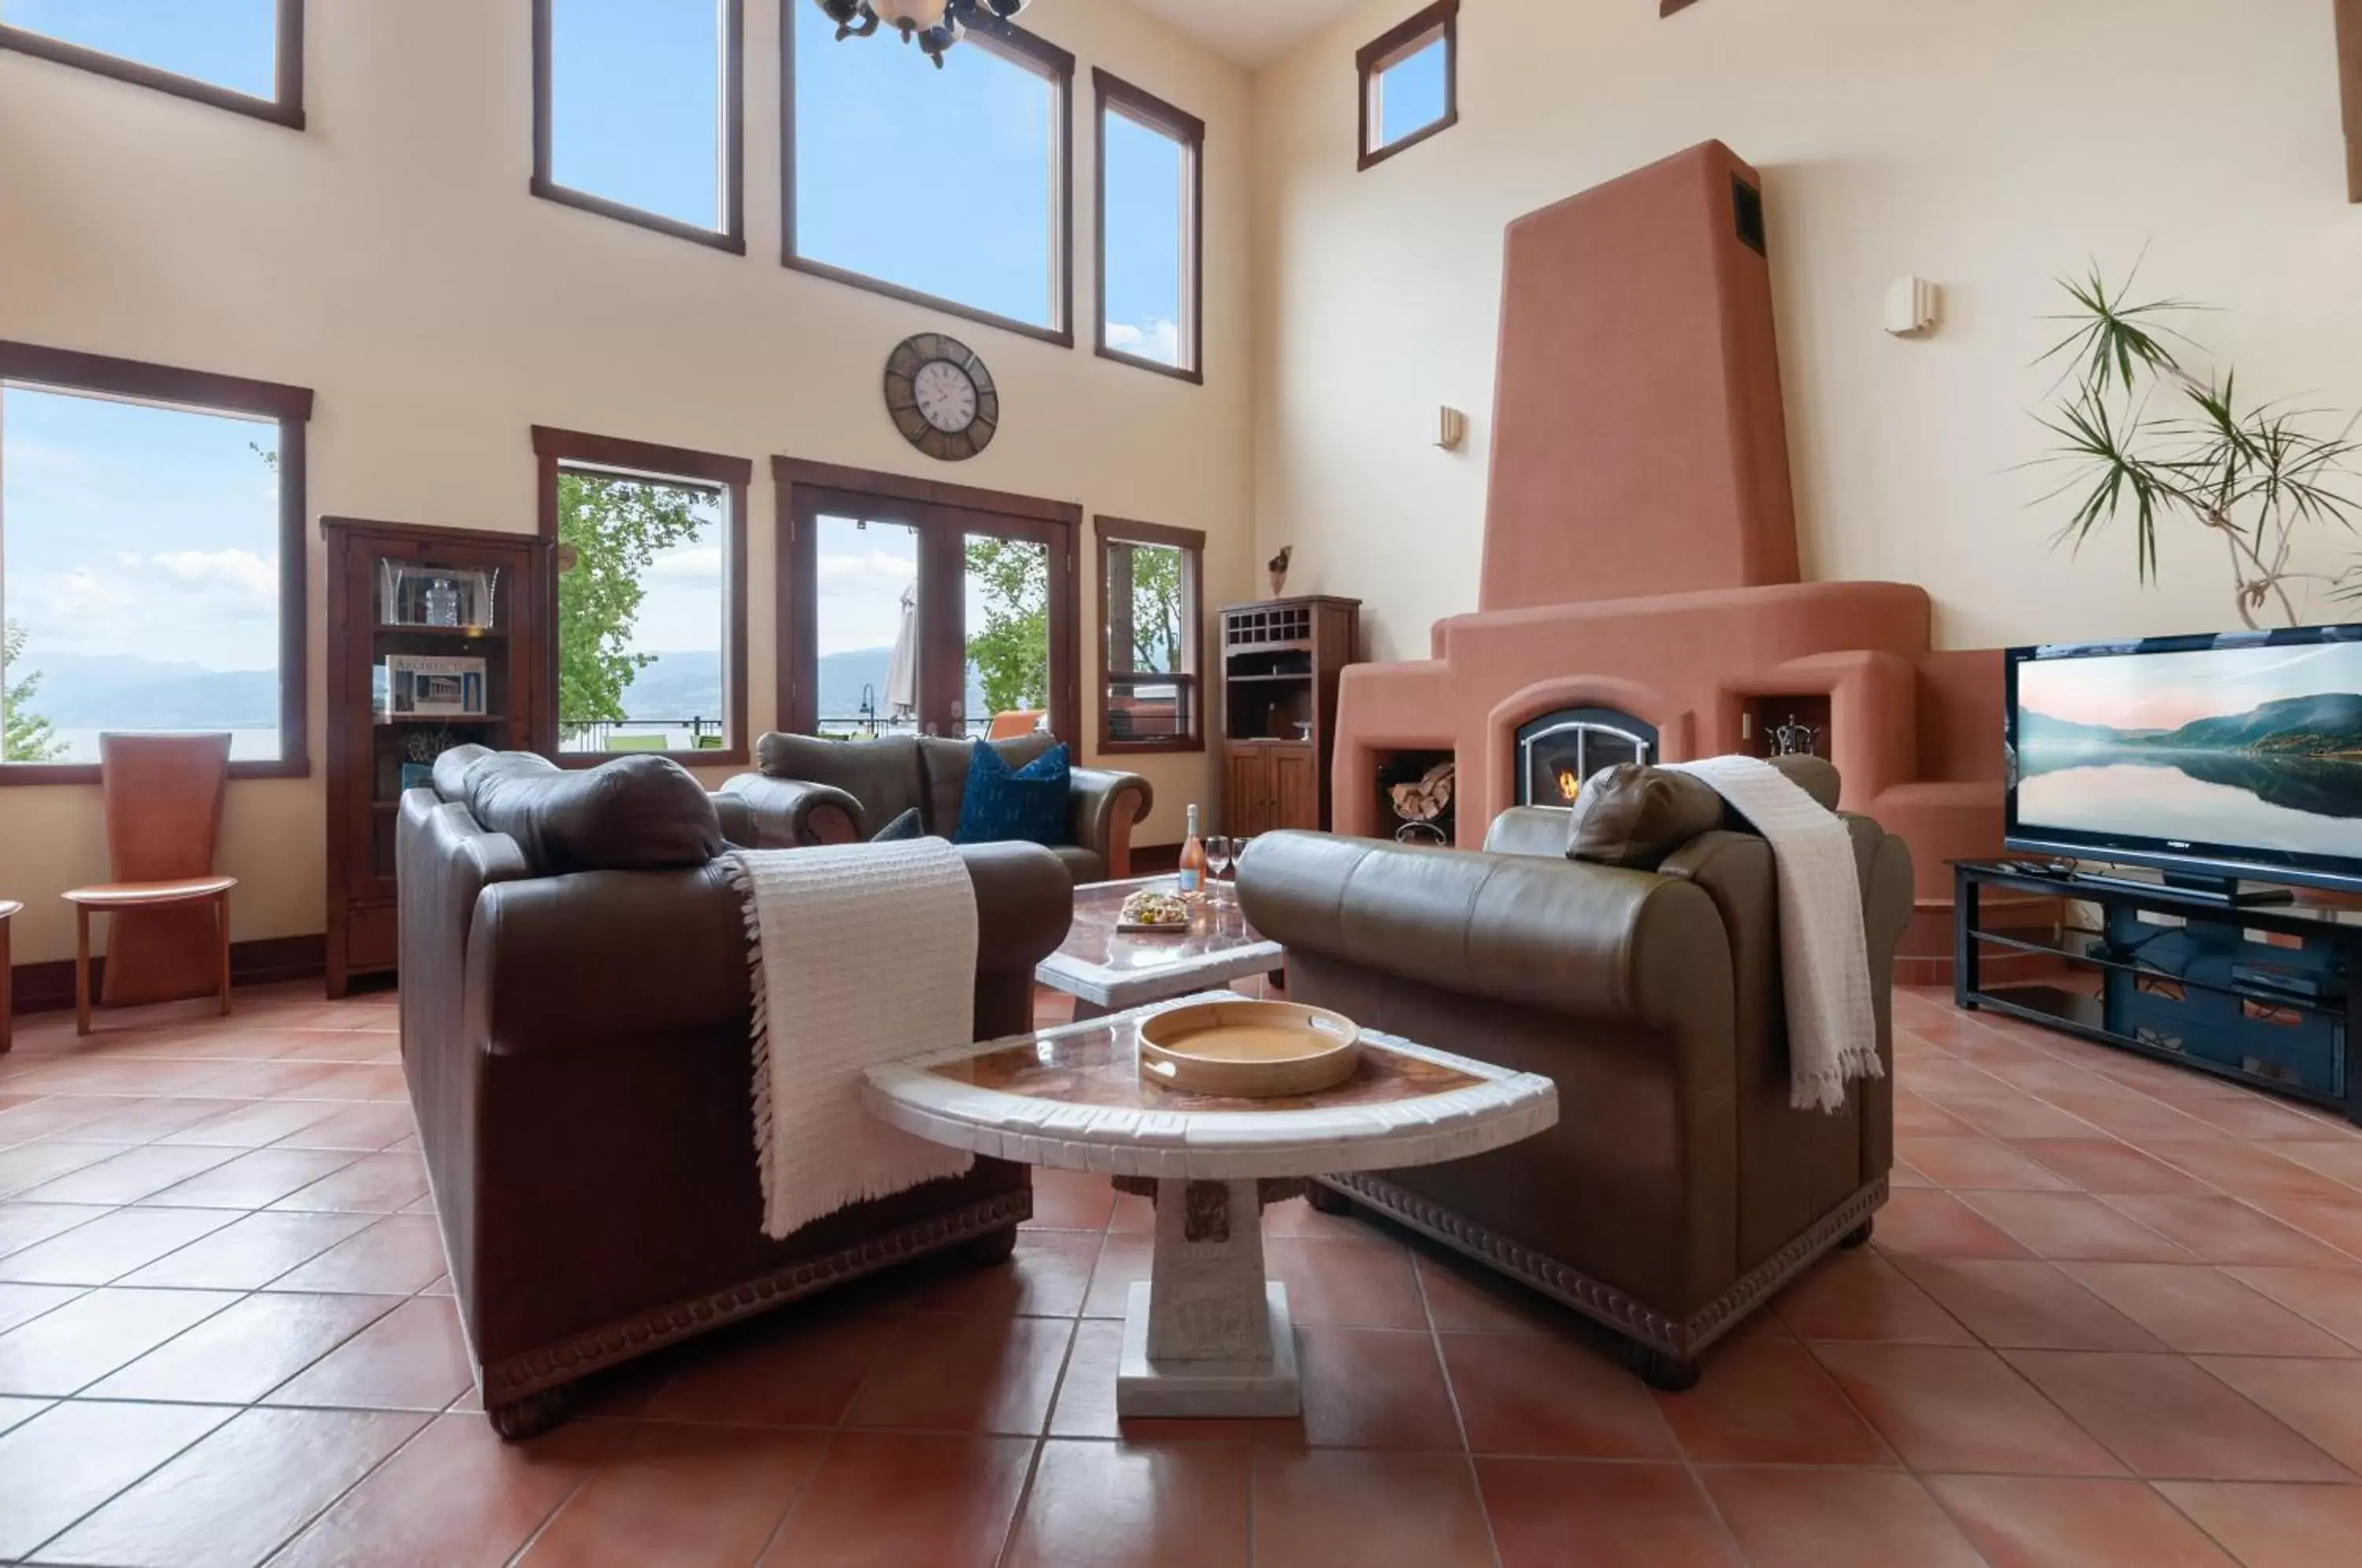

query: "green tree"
xmin=964 ymin=537 xmax=1049 ymax=715
xmin=555 ymin=473 xmax=709 ymax=735
xmin=1124 ymin=545 xmax=1183 ymax=670
xmin=2 ymin=618 xmax=65 ymax=763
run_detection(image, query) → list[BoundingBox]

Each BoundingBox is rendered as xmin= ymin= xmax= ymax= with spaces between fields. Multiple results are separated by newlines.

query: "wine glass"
xmin=1205 ymin=835 xmax=1234 ymax=900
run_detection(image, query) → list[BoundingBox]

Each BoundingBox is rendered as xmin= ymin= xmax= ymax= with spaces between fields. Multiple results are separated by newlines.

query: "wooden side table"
xmin=0 ymin=900 xmax=20 ymax=1053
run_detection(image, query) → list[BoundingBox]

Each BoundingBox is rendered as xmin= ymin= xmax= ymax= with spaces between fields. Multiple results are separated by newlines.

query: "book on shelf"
xmin=379 ymin=653 xmax=487 ymax=719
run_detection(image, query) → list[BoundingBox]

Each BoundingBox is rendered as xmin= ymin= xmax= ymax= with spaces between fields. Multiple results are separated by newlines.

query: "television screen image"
xmin=2013 ymin=639 xmax=2362 ymax=867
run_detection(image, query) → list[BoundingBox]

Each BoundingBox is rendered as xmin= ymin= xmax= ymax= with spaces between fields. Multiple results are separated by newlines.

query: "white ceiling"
xmin=1118 ymin=0 xmax=1365 ymax=68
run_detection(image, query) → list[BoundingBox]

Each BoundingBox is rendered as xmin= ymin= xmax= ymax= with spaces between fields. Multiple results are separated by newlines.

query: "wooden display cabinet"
xmin=321 ymin=518 xmax=546 ymax=996
xmin=1218 ymin=595 xmax=1358 ymax=837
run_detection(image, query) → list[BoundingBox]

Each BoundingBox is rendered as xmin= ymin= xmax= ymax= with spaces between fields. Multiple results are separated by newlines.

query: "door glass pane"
xmin=965 ymin=533 xmax=1050 ymax=742
xmin=555 ymin=468 xmax=726 ymax=754
xmin=815 ymin=514 xmax=919 ymax=738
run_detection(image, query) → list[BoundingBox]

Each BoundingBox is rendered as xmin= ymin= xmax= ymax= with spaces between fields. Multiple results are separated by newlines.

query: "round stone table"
xmin=863 ymin=990 xmax=1557 ymax=1418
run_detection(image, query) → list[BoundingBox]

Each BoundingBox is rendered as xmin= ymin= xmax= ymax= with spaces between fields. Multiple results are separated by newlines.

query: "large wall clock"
xmin=883 ymin=333 xmax=998 ymax=461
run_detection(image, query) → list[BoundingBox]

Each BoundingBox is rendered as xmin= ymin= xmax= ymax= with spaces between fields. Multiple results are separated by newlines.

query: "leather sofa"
xmin=1236 ymin=759 xmax=1912 ymax=1386
xmin=722 ymin=731 xmax=1153 ymax=883
xmin=398 ymin=746 xmax=1072 ymax=1436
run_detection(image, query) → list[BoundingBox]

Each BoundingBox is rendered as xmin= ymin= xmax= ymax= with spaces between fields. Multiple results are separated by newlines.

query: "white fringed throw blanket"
xmin=1671 ymin=756 xmax=1883 ymax=1113
xmin=725 ymin=840 xmax=978 ymax=1238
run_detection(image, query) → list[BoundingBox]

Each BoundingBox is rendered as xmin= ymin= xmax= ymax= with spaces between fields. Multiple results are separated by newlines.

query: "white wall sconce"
xmin=1884 ymin=277 xmax=1940 ymax=338
xmin=1435 ymin=406 xmax=1468 ymax=450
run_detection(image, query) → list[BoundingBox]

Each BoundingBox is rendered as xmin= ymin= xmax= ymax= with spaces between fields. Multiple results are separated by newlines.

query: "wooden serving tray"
xmin=1137 ymin=1000 xmax=1361 ymax=1097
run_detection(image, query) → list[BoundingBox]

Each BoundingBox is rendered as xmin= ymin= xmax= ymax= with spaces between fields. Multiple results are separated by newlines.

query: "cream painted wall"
xmin=1252 ymin=0 xmax=2362 ymax=664
xmin=0 ymin=0 xmax=1252 ymax=965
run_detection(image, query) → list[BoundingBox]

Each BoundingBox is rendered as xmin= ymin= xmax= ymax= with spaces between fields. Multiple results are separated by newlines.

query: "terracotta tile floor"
xmin=0 ymin=982 xmax=2360 ymax=1565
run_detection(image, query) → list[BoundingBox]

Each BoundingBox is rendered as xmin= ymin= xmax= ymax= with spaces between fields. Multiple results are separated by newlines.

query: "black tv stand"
xmin=2145 ymin=870 xmax=2294 ymax=908
xmin=1953 ymin=860 xmax=2358 ymax=1125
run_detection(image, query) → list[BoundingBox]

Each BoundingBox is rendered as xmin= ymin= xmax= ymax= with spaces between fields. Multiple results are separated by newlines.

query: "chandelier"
xmin=814 ymin=0 xmax=1031 ymax=67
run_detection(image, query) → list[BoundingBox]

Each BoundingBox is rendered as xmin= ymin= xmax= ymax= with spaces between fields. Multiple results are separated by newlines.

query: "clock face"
xmin=913 ymin=360 xmax=979 ymax=433
xmin=883 ymin=333 xmax=998 ymax=461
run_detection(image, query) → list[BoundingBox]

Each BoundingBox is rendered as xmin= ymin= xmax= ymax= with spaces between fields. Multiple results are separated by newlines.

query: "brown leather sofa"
xmin=723 ymin=731 xmax=1153 ymax=883
xmin=398 ymin=746 xmax=1072 ymax=1437
xmin=1236 ymin=759 xmax=1912 ymax=1387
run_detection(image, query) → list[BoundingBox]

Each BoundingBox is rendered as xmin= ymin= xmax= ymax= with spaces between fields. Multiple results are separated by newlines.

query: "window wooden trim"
xmin=2340 ymin=0 xmax=2361 ymax=203
xmin=0 ymin=341 xmax=313 ymax=786
xmin=0 ymin=0 xmax=304 ymax=128
xmin=1092 ymin=68 xmax=1204 ymax=384
xmin=772 ymin=456 xmax=1083 ymax=750
xmin=533 ymin=425 xmax=752 ymax=769
xmin=782 ymin=17 xmax=1076 ymax=349
xmin=1094 ymin=515 xmax=1205 ymax=757
xmin=531 ymin=0 xmax=748 ymax=254
xmin=1356 ymin=0 xmax=1457 ymax=172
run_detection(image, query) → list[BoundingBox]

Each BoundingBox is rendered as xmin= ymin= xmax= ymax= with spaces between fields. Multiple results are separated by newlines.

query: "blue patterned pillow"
xmin=955 ymin=740 xmax=1072 ymax=847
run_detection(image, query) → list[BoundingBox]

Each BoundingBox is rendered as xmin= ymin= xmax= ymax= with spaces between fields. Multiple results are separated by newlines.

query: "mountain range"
xmin=2022 ymin=693 xmax=2362 ymax=756
xmin=7 ymin=649 xmax=988 ymax=730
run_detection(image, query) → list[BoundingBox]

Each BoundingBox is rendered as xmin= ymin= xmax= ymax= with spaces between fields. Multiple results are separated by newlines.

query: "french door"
xmin=776 ymin=461 xmax=1079 ymax=747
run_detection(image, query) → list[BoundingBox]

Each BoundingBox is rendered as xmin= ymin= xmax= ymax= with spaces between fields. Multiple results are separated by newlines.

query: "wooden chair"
xmin=0 ymin=900 xmax=20 ymax=1053
xmin=985 ymin=709 xmax=1046 ymax=740
xmin=61 ymin=734 xmax=237 ymax=1035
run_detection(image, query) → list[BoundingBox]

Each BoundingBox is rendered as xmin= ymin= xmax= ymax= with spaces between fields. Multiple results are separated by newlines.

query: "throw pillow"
xmin=954 ymin=738 xmax=1072 ymax=847
xmin=1565 ymin=763 xmax=1723 ymax=868
xmin=871 ymin=807 xmax=925 ymax=842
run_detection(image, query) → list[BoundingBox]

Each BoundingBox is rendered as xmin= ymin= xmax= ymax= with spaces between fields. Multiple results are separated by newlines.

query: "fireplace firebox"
xmin=1516 ymin=708 xmax=1658 ymax=808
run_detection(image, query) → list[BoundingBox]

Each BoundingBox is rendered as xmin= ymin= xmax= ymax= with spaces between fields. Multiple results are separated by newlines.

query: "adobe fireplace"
xmin=1326 ymin=140 xmax=2014 ymax=982
xmin=1516 ymin=708 xmax=1657 ymax=808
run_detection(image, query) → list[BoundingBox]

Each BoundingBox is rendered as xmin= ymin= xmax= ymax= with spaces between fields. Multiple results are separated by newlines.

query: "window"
xmin=1357 ymin=0 xmax=1457 ymax=170
xmin=533 ymin=427 xmax=750 ymax=765
xmin=0 ymin=342 xmax=311 ymax=781
xmin=532 ymin=0 xmax=746 ymax=251
xmin=1094 ymin=69 xmax=1202 ymax=382
xmin=1095 ymin=516 xmax=1202 ymax=754
xmin=787 ymin=6 xmax=1073 ymax=346
xmin=0 ymin=0 xmax=302 ymax=126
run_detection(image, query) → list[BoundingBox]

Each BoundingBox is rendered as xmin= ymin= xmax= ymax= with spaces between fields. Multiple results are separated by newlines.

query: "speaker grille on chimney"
xmin=1731 ymin=175 xmax=1766 ymax=256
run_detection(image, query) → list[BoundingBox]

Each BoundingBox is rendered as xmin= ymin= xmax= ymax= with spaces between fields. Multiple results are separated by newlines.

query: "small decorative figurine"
xmin=1267 ymin=545 xmax=1291 ymax=598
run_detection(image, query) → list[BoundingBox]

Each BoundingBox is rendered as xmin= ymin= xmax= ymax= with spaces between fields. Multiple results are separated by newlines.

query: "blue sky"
xmin=2 ymin=0 xmax=277 ymax=99
xmin=1373 ymin=35 xmax=1448 ymax=148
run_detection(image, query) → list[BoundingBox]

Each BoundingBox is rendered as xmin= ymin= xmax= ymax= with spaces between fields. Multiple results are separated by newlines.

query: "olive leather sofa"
xmin=722 ymin=731 xmax=1152 ymax=883
xmin=398 ymin=746 xmax=1071 ymax=1436
xmin=1235 ymin=758 xmax=1912 ymax=1386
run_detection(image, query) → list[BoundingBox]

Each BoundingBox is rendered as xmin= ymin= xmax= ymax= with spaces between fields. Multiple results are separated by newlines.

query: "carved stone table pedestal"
xmin=1120 ymin=1175 xmax=1302 ymax=1417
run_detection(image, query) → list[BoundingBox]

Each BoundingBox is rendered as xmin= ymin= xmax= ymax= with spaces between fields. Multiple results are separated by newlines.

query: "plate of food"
xmin=1116 ymin=886 xmax=1193 ymax=934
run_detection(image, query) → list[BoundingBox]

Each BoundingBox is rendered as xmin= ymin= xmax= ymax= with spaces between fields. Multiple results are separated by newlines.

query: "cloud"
xmin=147 ymin=549 xmax=278 ymax=605
xmin=1106 ymin=319 xmax=1182 ymax=365
xmin=646 ymin=545 xmax=723 ymax=582
xmin=11 ymin=549 xmax=280 ymax=668
xmin=817 ymin=549 xmax=919 ymax=599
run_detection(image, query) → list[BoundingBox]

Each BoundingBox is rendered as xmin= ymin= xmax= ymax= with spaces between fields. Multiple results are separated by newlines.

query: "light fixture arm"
xmin=813 ymin=0 xmax=1031 ymax=66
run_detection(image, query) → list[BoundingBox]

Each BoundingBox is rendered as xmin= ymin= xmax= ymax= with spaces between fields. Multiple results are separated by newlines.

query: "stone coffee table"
xmin=1036 ymin=876 xmax=1283 ymax=1018
xmin=863 ymin=991 xmax=1557 ymax=1418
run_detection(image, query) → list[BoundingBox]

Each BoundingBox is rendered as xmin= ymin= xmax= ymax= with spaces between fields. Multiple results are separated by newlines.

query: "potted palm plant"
xmin=2033 ymin=266 xmax=2360 ymax=629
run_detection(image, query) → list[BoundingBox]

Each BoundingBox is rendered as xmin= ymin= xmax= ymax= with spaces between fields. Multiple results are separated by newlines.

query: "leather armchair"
xmin=729 ymin=730 xmax=1153 ymax=882
xmin=1236 ymin=767 xmax=1912 ymax=1387
xmin=398 ymin=748 xmax=1072 ymax=1437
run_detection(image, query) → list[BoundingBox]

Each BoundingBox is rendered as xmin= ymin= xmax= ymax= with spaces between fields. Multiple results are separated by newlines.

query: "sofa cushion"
xmin=954 ymin=739 xmax=1072 ymax=848
xmin=1566 ymin=764 xmax=1725 ymax=868
xmin=871 ymin=808 xmax=925 ymax=843
xmin=462 ymin=752 xmax=724 ymax=877
xmin=919 ymin=733 xmax=1056 ymax=835
xmin=756 ymin=733 xmax=925 ymax=834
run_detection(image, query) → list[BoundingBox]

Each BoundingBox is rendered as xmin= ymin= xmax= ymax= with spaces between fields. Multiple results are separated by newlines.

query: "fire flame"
xmin=1555 ymin=767 xmax=1583 ymax=804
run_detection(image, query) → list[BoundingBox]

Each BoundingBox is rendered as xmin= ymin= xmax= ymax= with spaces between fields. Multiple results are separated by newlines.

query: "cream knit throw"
xmin=1670 ymin=756 xmax=1883 ymax=1113
xmin=725 ymin=840 xmax=977 ymax=1238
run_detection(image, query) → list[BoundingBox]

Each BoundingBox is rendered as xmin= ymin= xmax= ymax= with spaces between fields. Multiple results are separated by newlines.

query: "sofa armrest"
xmin=1236 ymin=830 xmax=1731 ymax=1034
xmin=718 ymin=774 xmax=861 ymax=847
xmin=1481 ymin=807 xmax=1571 ymax=860
xmin=1068 ymin=767 xmax=1153 ymax=879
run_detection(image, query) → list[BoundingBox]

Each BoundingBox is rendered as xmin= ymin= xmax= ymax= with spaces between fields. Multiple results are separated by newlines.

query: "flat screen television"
xmin=2005 ymin=625 xmax=2362 ymax=896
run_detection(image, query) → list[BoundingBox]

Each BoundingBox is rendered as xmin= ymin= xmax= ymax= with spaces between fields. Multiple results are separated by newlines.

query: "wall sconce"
xmin=1435 ymin=406 xmax=1468 ymax=450
xmin=1884 ymin=277 xmax=1940 ymax=338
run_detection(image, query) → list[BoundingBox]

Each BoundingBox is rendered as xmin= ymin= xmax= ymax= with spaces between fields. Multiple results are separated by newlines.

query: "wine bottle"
xmin=1178 ymin=804 xmax=1206 ymax=895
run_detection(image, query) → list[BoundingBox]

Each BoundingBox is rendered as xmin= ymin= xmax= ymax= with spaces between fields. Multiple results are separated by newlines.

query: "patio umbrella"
xmin=884 ymin=582 xmax=917 ymax=718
